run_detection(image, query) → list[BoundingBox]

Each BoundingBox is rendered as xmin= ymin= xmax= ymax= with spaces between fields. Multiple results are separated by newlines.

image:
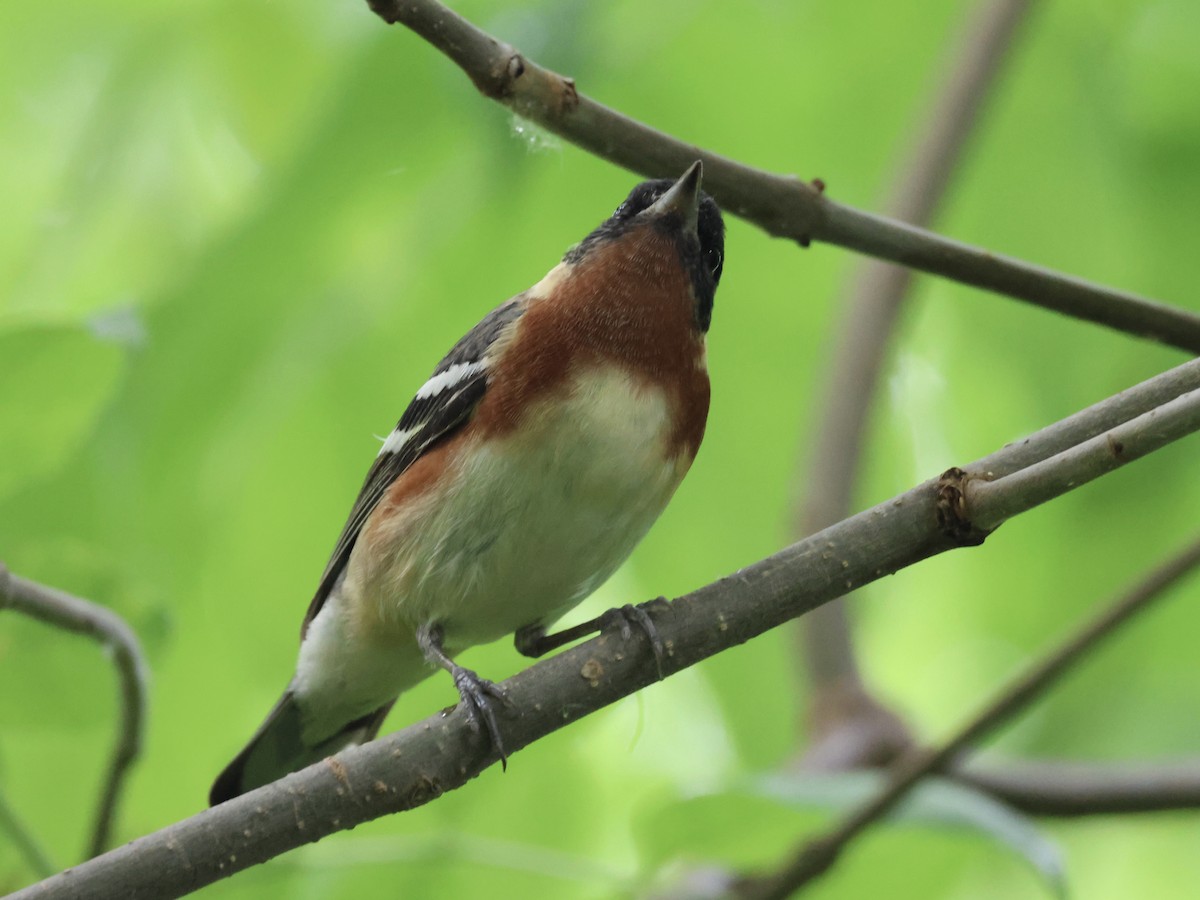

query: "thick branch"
xmin=737 ymin=533 xmax=1200 ymax=898
xmin=13 ymin=358 xmax=1200 ymax=899
xmin=366 ymin=0 xmax=1200 ymax=353
xmin=0 ymin=566 xmax=149 ymax=860
xmin=796 ymin=0 xmax=1032 ymax=760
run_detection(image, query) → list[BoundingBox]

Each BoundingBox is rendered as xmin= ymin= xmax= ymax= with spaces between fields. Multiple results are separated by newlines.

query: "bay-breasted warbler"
xmin=210 ymin=161 xmax=726 ymax=804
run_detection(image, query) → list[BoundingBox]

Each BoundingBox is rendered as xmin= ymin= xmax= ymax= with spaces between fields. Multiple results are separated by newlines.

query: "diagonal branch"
xmin=366 ymin=0 xmax=1200 ymax=353
xmin=0 ymin=566 xmax=149 ymax=860
xmin=966 ymin=386 xmax=1200 ymax=530
xmin=735 ymin=533 xmax=1200 ymax=899
xmin=971 ymin=357 xmax=1200 ymax=476
xmin=12 ymin=358 xmax=1200 ymax=900
xmin=795 ymin=0 xmax=1034 ymax=769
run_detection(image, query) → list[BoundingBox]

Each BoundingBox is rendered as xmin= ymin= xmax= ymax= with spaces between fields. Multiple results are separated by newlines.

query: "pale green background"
xmin=3 ymin=0 xmax=1200 ymax=896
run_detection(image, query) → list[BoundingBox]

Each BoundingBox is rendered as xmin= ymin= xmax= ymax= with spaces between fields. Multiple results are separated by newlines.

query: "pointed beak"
xmin=645 ymin=160 xmax=702 ymax=236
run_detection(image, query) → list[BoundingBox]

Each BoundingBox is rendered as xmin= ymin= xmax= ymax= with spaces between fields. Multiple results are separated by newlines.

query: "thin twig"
xmin=0 ymin=787 xmax=56 ymax=880
xmin=971 ymin=356 xmax=1200 ymax=476
xmin=366 ymin=0 xmax=1200 ymax=352
xmin=966 ymin=387 xmax=1200 ymax=531
xmin=12 ymin=360 xmax=1200 ymax=899
xmin=955 ymin=758 xmax=1200 ymax=817
xmin=0 ymin=565 xmax=149 ymax=860
xmin=795 ymin=0 xmax=1033 ymax=767
xmin=737 ymin=534 xmax=1200 ymax=899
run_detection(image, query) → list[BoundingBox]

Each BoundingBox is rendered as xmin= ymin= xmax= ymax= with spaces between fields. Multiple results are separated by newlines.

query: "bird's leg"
xmin=514 ymin=598 xmax=669 ymax=680
xmin=416 ymin=623 xmax=511 ymax=769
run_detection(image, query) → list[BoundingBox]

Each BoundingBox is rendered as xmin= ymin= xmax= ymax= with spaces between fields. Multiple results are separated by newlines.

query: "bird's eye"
xmin=708 ymin=248 xmax=723 ymax=278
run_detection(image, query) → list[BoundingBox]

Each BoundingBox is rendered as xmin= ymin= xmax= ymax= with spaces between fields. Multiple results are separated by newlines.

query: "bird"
xmin=209 ymin=161 xmax=726 ymax=805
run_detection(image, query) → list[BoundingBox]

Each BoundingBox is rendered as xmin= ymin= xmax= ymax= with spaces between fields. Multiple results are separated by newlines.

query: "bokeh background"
xmin=3 ymin=0 xmax=1200 ymax=896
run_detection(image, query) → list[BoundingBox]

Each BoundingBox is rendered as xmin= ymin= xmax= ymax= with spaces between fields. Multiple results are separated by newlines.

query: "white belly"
xmin=294 ymin=366 xmax=695 ymax=739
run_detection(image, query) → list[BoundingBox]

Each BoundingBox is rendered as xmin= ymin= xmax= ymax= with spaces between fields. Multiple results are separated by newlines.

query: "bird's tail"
xmin=209 ymin=689 xmax=394 ymax=806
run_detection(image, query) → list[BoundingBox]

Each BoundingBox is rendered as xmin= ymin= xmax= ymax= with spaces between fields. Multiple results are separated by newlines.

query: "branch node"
xmin=499 ymin=58 xmax=579 ymax=116
xmin=935 ymin=467 xmax=990 ymax=546
xmin=558 ymin=76 xmax=580 ymax=113
xmin=404 ymin=775 xmax=445 ymax=810
xmin=579 ymin=658 xmax=604 ymax=687
xmin=471 ymin=48 xmax=516 ymax=99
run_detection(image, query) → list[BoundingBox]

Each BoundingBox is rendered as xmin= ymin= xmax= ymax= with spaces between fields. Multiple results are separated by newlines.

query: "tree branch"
xmin=795 ymin=0 xmax=1033 ymax=767
xmin=0 ymin=566 xmax=149 ymax=860
xmin=12 ymin=358 xmax=1200 ymax=899
xmin=735 ymin=533 xmax=1200 ymax=898
xmin=955 ymin=758 xmax=1200 ymax=817
xmin=965 ymin=386 xmax=1200 ymax=531
xmin=970 ymin=357 xmax=1200 ymax=476
xmin=365 ymin=0 xmax=1200 ymax=353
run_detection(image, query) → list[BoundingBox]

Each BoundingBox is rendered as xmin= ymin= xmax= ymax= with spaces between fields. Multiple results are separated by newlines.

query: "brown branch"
xmin=965 ymin=386 xmax=1200 ymax=531
xmin=736 ymin=533 xmax=1200 ymax=899
xmin=955 ymin=758 xmax=1200 ymax=817
xmin=795 ymin=0 xmax=1033 ymax=768
xmin=0 ymin=565 xmax=149 ymax=860
xmin=11 ymin=359 xmax=1200 ymax=899
xmin=970 ymin=359 xmax=1200 ymax=477
xmin=365 ymin=0 xmax=1200 ymax=353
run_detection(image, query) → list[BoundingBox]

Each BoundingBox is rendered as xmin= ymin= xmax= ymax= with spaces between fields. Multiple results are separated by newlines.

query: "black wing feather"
xmin=300 ymin=298 xmax=526 ymax=636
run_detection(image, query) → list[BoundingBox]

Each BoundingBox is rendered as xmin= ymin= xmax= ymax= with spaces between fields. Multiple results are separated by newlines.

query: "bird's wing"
xmin=300 ymin=297 xmax=527 ymax=637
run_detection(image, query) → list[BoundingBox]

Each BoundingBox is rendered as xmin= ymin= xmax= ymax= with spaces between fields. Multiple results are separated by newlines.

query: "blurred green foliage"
xmin=3 ymin=0 xmax=1200 ymax=896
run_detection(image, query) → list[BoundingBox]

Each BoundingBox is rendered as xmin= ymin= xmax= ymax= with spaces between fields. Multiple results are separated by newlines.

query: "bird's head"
xmin=565 ymin=161 xmax=725 ymax=332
